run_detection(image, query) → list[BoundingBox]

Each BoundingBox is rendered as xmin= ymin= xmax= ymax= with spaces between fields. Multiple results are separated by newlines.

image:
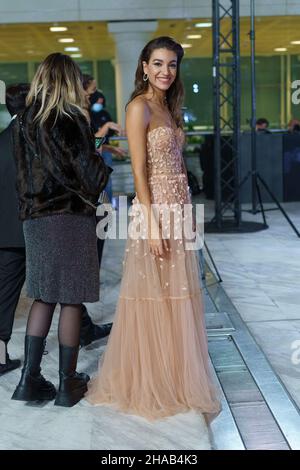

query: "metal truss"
xmin=212 ymin=0 xmax=241 ymax=228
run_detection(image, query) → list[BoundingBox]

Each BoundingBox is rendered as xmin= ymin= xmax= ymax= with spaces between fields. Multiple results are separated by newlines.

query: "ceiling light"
xmin=291 ymin=41 xmax=300 ymax=45
xmin=187 ymin=34 xmax=202 ymax=39
xmin=70 ymin=54 xmax=82 ymax=58
xmin=50 ymin=26 xmax=68 ymax=32
xmin=274 ymin=47 xmax=287 ymax=52
xmin=64 ymin=47 xmax=80 ymax=52
xmin=58 ymin=38 xmax=74 ymax=43
xmin=181 ymin=43 xmax=192 ymax=48
xmin=195 ymin=22 xmax=212 ymax=28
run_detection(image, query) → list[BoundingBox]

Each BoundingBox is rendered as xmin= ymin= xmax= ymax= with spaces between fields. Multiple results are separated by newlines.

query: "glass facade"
xmin=240 ymin=56 xmax=281 ymax=129
xmin=0 ymin=62 xmax=28 ymax=129
xmin=181 ymin=58 xmax=213 ymax=129
xmin=181 ymin=55 xmax=282 ymax=130
xmin=0 ymin=55 xmax=296 ymax=131
xmin=97 ymin=60 xmax=117 ymax=121
xmin=291 ymin=54 xmax=300 ymax=121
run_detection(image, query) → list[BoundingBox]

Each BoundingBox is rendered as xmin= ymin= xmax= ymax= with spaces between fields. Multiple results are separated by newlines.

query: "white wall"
xmin=0 ymin=1 xmax=299 ymax=24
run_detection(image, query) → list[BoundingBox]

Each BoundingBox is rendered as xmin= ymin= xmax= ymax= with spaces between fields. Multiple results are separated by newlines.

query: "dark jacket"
xmin=13 ymin=103 xmax=112 ymax=221
xmin=0 ymin=120 xmax=25 ymax=247
xmin=91 ymin=109 xmax=112 ymax=131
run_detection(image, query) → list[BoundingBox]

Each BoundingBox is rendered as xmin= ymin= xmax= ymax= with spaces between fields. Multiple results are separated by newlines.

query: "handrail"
xmin=109 ymin=129 xmax=290 ymax=141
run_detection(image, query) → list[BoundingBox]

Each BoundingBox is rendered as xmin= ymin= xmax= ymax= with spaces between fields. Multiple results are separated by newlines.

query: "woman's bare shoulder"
xmin=127 ymin=96 xmax=151 ymax=114
xmin=126 ymin=96 xmax=151 ymax=126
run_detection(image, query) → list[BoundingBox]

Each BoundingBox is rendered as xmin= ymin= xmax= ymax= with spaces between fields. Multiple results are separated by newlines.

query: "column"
xmin=108 ymin=21 xmax=158 ymax=126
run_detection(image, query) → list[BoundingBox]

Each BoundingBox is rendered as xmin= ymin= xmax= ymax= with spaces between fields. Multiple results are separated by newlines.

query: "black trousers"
xmin=0 ymin=248 xmax=26 ymax=343
xmin=97 ymin=238 xmax=105 ymax=269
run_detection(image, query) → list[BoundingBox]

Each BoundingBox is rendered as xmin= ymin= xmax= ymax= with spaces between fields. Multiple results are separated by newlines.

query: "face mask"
xmin=91 ymin=102 xmax=103 ymax=113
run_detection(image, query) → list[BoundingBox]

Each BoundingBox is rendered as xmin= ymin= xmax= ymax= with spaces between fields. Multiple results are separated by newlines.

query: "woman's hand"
xmin=148 ymin=221 xmax=169 ymax=257
xmin=107 ymin=122 xmax=125 ymax=135
xmin=148 ymin=237 xmax=169 ymax=257
xmin=95 ymin=122 xmax=125 ymax=137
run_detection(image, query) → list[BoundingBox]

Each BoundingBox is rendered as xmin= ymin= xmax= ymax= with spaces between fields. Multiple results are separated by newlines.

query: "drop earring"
xmin=143 ymin=73 xmax=148 ymax=82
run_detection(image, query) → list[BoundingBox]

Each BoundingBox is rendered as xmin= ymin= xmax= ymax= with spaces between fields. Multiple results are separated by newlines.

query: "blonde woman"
xmin=12 ymin=53 xmax=111 ymax=407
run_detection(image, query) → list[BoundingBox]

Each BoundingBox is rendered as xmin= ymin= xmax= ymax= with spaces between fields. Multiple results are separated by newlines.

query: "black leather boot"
xmin=54 ymin=344 xmax=90 ymax=407
xmin=80 ymin=305 xmax=112 ymax=347
xmin=11 ymin=335 xmax=56 ymax=401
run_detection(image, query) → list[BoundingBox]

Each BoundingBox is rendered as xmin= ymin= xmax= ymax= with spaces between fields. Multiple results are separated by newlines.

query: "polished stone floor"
xmin=1 ymin=200 xmax=300 ymax=450
xmin=0 ymin=236 xmax=214 ymax=450
xmin=205 ymin=201 xmax=300 ymax=412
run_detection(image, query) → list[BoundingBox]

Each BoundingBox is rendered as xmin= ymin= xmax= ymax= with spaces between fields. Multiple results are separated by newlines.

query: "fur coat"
xmin=12 ymin=102 xmax=112 ymax=221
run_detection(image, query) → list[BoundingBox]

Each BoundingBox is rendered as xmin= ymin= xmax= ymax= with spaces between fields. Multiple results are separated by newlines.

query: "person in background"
xmin=0 ymin=84 xmax=29 ymax=376
xmin=82 ymin=75 xmax=126 ymax=268
xmin=11 ymin=53 xmax=111 ymax=407
xmin=72 ymin=74 xmax=114 ymax=347
xmin=288 ymin=118 xmax=300 ymax=133
xmin=89 ymin=89 xmax=127 ymax=201
xmin=82 ymin=75 xmax=127 ymax=188
xmin=83 ymin=74 xmax=97 ymax=99
xmin=256 ymin=118 xmax=271 ymax=133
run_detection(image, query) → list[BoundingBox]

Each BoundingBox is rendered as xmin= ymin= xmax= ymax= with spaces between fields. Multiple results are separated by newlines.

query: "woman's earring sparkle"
xmin=143 ymin=73 xmax=148 ymax=82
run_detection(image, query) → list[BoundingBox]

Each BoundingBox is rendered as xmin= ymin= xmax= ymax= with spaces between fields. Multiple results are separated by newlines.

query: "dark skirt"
xmin=23 ymin=214 xmax=99 ymax=304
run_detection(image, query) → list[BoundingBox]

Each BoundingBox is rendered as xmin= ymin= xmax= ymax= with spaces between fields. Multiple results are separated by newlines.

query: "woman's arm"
xmin=126 ymin=99 xmax=166 ymax=256
xmin=102 ymin=144 xmax=127 ymax=159
xmin=94 ymin=121 xmax=124 ymax=138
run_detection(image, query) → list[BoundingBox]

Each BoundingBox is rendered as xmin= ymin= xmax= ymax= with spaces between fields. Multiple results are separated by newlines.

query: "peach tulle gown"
xmin=86 ymin=125 xmax=221 ymax=420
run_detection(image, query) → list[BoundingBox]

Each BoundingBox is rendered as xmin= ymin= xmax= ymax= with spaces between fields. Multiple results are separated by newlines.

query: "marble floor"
xmin=1 ymin=200 xmax=300 ymax=450
xmin=0 ymin=237 xmax=214 ymax=451
xmin=205 ymin=201 xmax=300 ymax=411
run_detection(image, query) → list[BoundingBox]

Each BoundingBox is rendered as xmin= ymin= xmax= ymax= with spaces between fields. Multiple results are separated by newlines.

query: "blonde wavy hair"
xmin=26 ymin=52 xmax=87 ymax=125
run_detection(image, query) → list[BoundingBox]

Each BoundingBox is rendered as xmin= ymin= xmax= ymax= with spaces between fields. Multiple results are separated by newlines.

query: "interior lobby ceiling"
xmin=0 ymin=16 xmax=300 ymax=62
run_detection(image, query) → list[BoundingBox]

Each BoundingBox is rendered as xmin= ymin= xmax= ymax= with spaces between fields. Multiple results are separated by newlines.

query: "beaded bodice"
xmin=146 ymin=126 xmax=185 ymax=176
xmin=144 ymin=126 xmax=190 ymax=205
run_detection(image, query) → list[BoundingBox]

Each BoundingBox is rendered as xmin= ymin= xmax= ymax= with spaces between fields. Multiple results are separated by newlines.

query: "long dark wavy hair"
xmin=127 ymin=36 xmax=185 ymax=127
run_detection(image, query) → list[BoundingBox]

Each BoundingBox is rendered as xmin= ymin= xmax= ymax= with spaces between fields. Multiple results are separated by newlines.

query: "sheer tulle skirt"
xmin=86 ymin=224 xmax=221 ymax=421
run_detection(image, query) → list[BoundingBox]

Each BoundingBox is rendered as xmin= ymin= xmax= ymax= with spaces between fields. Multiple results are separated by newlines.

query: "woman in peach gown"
xmin=86 ymin=36 xmax=221 ymax=421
